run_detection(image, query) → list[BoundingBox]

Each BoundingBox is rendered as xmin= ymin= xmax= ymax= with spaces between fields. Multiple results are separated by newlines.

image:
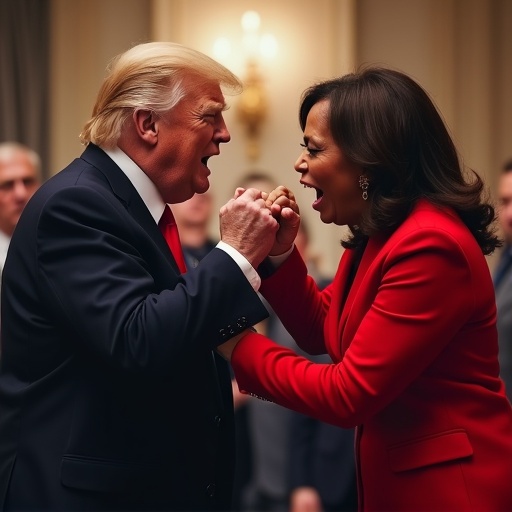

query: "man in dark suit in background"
xmin=0 ymin=142 xmax=41 ymax=341
xmin=0 ymin=41 xmax=295 ymax=511
xmin=494 ymin=158 xmax=512 ymax=401
xmin=0 ymin=142 xmax=41 ymax=271
xmin=172 ymin=191 xmax=217 ymax=270
xmin=234 ymin=173 xmax=356 ymax=512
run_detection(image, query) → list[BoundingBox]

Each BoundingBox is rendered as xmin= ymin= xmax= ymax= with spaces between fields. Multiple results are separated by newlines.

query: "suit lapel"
xmin=80 ymin=144 xmax=182 ymax=274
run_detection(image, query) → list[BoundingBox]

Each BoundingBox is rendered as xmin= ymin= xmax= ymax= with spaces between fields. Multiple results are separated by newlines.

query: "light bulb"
xmin=241 ymin=11 xmax=260 ymax=33
xmin=260 ymin=34 xmax=278 ymax=60
xmin=213 ymin=37 xmax=231 ymax=61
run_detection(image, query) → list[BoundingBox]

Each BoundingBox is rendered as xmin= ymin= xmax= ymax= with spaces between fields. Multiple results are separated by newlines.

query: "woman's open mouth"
xmin=303 ymin=182 xmax=324 ymax=209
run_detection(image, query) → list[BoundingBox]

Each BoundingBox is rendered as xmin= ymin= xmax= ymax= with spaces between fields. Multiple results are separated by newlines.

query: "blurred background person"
xmin=0 ymin=141 xmax=41 ymax=347
xmin=286 ymin=219 xmax=357 ymax=512
xmin=237 ymin=172 xmax=356 ymax=512
xmin=0 ymin=141 xmax=41 ymax=272
xmin=494 ymin=158 xmax=512 ymax=402
xmin=172 ymin=192 xmax=217 ymax=270
xmin=173 ymin=190 xmax=252 ymax=511
xmin=172 ymin=191 xmax=251 ymax=510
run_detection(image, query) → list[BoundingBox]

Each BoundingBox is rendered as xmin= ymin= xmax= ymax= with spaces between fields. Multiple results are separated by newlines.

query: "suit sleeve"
xmin=36 ymin=186 xmax=268 ymax=375
xmin=231 ymin=228 xmax=482 ymax=427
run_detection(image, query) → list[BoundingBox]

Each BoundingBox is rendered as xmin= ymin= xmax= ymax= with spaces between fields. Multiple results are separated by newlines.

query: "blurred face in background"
xmin=0 ymin=149 xmax=40 ymax=237
xmin=172 ymin=191 xmax=213 ymax=229
xmin=498 ymin=171 xmax=512 ymax=245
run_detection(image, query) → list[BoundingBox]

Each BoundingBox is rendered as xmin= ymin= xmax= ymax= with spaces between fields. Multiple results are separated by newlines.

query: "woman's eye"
xmin=300 ymin=143 xmax=320 ymax=156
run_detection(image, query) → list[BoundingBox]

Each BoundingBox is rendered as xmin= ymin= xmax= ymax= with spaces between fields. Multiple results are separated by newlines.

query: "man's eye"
xmin=202 ymin=114 xmax=218 ymax=124
xmin=300 ymin=143 xmax=320 ymax=156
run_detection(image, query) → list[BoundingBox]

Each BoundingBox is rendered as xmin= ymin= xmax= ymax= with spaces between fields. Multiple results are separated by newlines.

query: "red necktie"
xmin=158 ymin=205 xmax=187 ymax=273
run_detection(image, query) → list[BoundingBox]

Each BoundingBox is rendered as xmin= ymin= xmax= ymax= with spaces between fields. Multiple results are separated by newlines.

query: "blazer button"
xmin=206 ymin=483 xmax=216 ymax=497
xmin=213 ymin=415 xmax=221 ymax=427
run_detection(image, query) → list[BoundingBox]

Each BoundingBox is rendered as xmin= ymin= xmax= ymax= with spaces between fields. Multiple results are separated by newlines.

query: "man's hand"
xmin=219 ymin=188 xmax=278 ymax=268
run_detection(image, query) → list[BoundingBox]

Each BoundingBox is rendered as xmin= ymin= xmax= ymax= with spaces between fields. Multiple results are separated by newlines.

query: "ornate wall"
xmin=49 ymin=0 xmax=511 ymax=274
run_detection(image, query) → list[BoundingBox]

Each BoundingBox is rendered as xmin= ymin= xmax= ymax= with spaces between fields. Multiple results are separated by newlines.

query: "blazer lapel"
xmin=336 ymin=236 xmax=387 ymax=354
xmin=325 ymin=249 xmax=356 ymax=361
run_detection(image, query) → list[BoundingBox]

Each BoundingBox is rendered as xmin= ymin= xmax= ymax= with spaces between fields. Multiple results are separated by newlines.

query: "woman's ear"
xmin=132 ymin=109 xmax=158 ymax=145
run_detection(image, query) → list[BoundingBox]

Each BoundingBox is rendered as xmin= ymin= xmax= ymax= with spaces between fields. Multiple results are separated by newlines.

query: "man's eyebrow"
xmin=201 ymin=101 xmax=227 ymax=112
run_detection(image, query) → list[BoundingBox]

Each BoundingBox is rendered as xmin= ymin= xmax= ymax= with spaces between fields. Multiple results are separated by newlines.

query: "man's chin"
xmin=196 ymin=181 xmax=210 ymax=195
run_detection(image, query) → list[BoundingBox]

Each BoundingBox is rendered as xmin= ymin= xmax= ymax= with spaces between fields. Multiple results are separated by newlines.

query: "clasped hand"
xmin=219 ymin=185 xmax=300 ymax=268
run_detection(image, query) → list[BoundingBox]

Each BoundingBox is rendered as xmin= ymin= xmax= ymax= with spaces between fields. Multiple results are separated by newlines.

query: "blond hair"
xmin=80 ymin=42 xmax=242 ymax=148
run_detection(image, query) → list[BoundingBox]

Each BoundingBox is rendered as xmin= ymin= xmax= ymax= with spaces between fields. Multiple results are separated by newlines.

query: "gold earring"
xmin=359 ymin=175 xmax=369 ymax=200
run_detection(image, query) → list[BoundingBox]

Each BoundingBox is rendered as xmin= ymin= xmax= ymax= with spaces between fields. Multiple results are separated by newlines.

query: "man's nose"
xmin=215 ymin=116 xmax=231 ymax=143
xmin=13 ymin=180 xmax=31 ymax=200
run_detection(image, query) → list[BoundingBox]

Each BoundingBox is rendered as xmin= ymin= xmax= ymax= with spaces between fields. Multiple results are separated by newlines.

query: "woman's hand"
xmin=265 ymin=186 xmax=301 ymax=256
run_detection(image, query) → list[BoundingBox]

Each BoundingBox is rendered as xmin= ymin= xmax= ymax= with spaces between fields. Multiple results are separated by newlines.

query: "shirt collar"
xmin=102 ymin=146 xmax=165 ymax=223
xmin=0 ymin=230 xmax=10 ymax=268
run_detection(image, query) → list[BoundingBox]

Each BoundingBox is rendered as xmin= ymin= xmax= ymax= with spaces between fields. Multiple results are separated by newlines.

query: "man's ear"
xmin=132 ymin=109 xmax=159 ymax=145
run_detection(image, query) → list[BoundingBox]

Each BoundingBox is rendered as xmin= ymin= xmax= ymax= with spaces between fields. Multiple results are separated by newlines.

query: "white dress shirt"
xmin=0 ymin=230 xmax=10 ymax=271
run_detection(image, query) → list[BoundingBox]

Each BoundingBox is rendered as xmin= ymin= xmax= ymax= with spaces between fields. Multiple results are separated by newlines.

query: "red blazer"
xmin=232 ymin=200 xmax=512 ymax=511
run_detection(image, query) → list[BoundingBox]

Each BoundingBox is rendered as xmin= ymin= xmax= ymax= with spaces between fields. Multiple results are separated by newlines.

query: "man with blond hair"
xmin=0 ymin=42 xmax=296 ymax=511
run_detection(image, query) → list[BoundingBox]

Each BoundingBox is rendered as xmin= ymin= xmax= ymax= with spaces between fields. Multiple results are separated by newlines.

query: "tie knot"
xmin=159 ymin=205 xmax=176 ymax=228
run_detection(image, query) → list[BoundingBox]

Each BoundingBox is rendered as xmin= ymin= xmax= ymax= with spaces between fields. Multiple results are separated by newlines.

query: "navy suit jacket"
xmin=0 ymin=144 xmax=268 ymax=511
xmin=494 ymin=246 xmax=512 ymax=401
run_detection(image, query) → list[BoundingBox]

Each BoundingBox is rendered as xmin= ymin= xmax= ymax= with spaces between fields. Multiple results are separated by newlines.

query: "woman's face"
xmin=294 ymin=99 xmax=366 ymax=226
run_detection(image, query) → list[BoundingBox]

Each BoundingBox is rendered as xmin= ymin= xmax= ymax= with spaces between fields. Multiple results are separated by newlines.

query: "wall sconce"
xmin=213 ymin=11 xmax=277 ymax=161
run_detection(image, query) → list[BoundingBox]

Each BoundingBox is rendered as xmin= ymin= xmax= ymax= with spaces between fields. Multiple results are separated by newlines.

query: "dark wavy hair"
xmin=298 ymin=67 xmax=500 ymax=254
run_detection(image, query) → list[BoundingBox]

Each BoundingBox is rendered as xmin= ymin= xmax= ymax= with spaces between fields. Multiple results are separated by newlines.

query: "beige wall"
xmin=50 ymin=0 xmax=150 ymax=171
xmin=49 ymin=0 xmax=511 ymax=275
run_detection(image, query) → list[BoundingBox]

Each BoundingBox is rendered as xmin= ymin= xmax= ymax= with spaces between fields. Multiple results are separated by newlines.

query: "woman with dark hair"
xmin=218 ymin=67 xmax=512 ymax=510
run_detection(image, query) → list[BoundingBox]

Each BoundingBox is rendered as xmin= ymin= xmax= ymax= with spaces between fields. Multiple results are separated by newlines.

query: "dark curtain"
xmin=0 ymin=0 xmax=50 ymax=178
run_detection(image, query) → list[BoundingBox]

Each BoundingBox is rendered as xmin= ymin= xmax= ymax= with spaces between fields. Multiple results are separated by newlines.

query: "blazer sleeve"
xmin=259 ymin=247 xmax=332 ymax=355
xmin=35 ymin=185 xmax=268 ymax=375
xmin=231 ymin=227 xmax=488 ymax=427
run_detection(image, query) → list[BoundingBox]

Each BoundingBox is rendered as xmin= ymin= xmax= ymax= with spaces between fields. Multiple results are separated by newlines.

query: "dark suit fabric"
xmin=494 ymin=245 xmax=512 ymax=401
xmin=244 ymin=295 xmax=356 ymax=512
xmin=233 ymin=200 xmax=512 ymax=510
xmin=0 ymin=144 xmax=268 ymax=511
xmin=288 ymin=411 xmax=357 ymax=512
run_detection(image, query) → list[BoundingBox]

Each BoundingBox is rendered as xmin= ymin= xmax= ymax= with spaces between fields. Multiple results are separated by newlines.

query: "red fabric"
xmin=231 ymin=200 xmax=512 ymax=510
xmin=158 ymin=205 xmax=187 ymax=273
